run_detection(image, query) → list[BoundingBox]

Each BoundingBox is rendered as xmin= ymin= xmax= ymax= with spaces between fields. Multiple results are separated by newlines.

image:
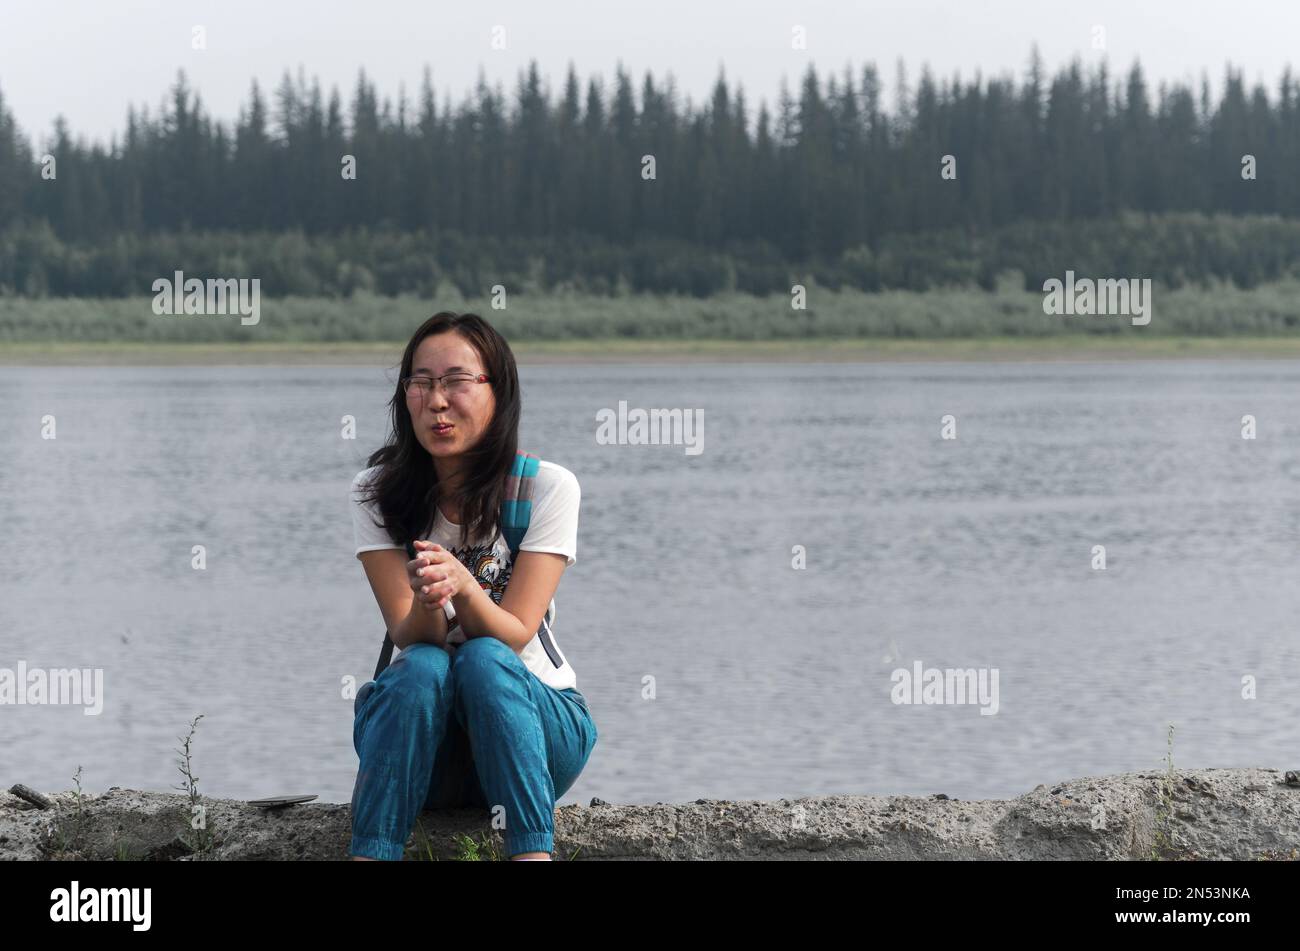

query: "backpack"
xmin=369 ymin=449 xmax=541 ymax=681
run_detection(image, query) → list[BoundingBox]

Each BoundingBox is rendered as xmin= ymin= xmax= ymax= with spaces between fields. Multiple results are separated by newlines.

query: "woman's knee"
xmin=382 ymin=642 xmax=453 ymax=701
xmin=452 ymin=637 xmax=522 ymax=698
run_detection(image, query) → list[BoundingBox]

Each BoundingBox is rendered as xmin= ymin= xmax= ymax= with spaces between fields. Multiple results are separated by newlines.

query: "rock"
xmin=8 ymin=785 xmax=53 ymax=810
xmin=2 ymin=767 xmax=1297 ymax=861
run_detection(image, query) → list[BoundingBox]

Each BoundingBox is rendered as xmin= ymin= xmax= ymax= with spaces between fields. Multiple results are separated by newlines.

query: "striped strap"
xmin=500 ymin=450 xmax=539 ymax=560
xmin=502 ymin=449 xmax=562 ymax=667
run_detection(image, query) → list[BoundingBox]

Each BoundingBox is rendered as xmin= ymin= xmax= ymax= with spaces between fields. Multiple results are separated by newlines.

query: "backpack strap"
xmin=502 ymin=450 xmax=563 ymax=668
xmin=500 ymin=450 xmax=540 ymax=560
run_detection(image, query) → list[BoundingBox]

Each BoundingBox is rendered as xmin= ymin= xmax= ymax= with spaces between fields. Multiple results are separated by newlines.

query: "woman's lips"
xmin=432 ymin=424 xmax=454 ymax=437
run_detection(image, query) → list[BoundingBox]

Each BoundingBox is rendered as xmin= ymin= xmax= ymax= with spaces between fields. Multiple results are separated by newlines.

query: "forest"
xmin=1 ymin=51 xmax=1298 ymax=299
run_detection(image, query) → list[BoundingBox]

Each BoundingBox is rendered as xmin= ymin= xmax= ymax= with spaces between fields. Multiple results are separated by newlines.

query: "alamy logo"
xmin=595 ymin=400 xmax=703 ymax=455
xmin=152 ymin=270 xmax=261 ymax=325
xmin=0 ymin=662 xmax=103 ymax=715
xmin=1042 ymin=270 xmax=1151 ymax=326
xmin=890 ymin=661 xmax=1000 ymax=716
xmin=50 ymin=881 xmax=151 ymax=931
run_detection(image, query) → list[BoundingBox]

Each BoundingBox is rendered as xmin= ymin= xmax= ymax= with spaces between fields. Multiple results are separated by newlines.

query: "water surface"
xmin=2 ymin=360 xmax=1297 ymax=805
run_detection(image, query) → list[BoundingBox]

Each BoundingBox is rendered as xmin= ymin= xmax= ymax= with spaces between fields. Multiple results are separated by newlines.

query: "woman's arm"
xmin=443 ymin=550 xmax=568 ymax=652
xmin=358 ymin=548 xmax=449 ymax=650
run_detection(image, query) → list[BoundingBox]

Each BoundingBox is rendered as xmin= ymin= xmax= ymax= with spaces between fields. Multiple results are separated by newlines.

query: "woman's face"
xmin=406 ymin=331 xmax=496 ymax=461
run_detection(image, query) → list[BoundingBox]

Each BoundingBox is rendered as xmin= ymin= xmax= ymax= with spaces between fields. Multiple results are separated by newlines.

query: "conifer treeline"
xmin=1 ymin=52 xmax=1298 ymax=296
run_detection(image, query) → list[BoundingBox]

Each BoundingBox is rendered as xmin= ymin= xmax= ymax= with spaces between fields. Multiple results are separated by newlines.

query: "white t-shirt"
xmin=350 ymin=459 xmax=581 ymax=691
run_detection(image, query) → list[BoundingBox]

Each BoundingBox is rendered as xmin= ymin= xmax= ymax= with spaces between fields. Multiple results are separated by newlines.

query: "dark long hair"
xmin=356 ymin=312 xmax=521 ymax=550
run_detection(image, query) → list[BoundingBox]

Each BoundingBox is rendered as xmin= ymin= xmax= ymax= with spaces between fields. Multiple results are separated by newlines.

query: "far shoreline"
xmin=4 ymin=336 xmax=1300 ymax=366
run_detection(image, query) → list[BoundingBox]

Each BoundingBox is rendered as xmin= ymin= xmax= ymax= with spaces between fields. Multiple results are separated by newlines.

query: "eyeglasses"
xmin=402 ymin=371 xmax=490 ymax=399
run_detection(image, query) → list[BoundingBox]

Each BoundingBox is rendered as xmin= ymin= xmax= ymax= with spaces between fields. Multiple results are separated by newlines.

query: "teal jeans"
xmin=350 ymin=636 xmax=597 ymax=859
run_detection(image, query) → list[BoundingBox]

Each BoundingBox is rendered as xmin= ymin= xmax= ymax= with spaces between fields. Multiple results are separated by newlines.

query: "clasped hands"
xmin=408 ymin=540 xmax=475 ymax=613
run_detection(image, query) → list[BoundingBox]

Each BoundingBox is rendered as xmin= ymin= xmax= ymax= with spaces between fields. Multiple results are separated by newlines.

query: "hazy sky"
xmin=2 ymin=0 xmax=1297 ymax=147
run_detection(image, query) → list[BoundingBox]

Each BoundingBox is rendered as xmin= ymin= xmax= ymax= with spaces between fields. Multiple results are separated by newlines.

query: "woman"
xmin=347 ymin=311 xmax=596 ymax=861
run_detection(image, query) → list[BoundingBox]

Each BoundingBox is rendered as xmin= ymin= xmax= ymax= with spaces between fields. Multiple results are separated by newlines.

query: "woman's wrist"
xmin=449 ymin=562 xmax=479 ymax=609
xmin=448 ymin=573 xmax=492 ymax=637
xmin=398 ymin=596 xmax=448 ymax=648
